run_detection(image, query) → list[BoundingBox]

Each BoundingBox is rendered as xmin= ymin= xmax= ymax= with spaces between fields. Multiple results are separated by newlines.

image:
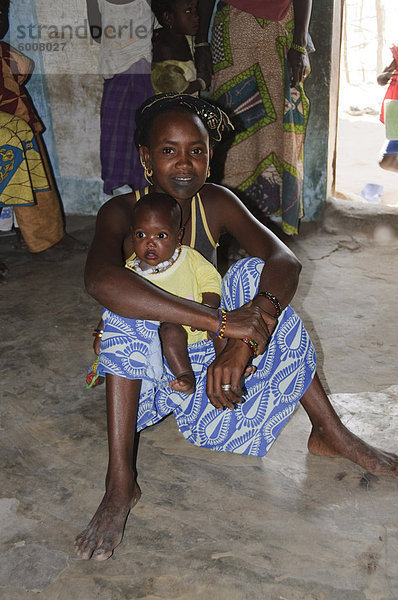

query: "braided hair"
xmin=135 ymin=93 xmax=233 ymax=149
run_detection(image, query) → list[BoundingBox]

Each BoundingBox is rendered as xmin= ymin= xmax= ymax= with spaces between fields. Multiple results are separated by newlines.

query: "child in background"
xmin=377 ymin=43 xmax=398 ymax=173
xmin=90 ymin=192 xmax=223 ymax=394
xmin=150 ymin=0 xmax=209 ymax=95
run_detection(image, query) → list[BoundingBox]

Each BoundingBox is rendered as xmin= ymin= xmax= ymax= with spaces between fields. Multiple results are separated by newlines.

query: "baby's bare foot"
xmin=244 ymin=365 xmax=257 ymax=377
xmin=74 ymin=482 xmax=141 ymax=561
xmin=169 ymin=371 xmax=195 ymax=394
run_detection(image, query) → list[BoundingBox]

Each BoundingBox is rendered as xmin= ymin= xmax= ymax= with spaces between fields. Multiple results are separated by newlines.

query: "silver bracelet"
xmin=195 ymin=42 xmax=210 ymax=48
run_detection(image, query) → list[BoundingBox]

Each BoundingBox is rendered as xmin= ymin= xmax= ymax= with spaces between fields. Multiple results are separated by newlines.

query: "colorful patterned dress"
xmin=0 ymin=42 xmax=63 ymax=251
xmin=0 ymin=112 xmax=49 ymax=207
xmin=210 ymin=1 xmax=310 ymax=234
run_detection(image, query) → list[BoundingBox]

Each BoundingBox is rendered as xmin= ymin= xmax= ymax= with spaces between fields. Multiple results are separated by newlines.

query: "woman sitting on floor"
xmin=75 ymin=93 xmax=398 ymax=562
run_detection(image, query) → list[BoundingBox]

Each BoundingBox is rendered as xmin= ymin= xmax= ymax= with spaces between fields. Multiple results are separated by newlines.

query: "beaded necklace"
xmin=132 ymin=245 xmax=182 ymax=276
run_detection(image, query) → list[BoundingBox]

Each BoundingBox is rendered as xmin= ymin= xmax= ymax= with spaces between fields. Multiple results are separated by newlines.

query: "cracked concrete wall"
xmin=10 ymin=1 xmax=338 ymax=217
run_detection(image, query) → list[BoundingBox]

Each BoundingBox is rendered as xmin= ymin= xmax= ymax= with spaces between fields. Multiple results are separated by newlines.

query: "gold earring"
xmin=207 ymin=166 xmax=211 ymax=179
xmin=142 ymin=164 xmax=153 ymax=183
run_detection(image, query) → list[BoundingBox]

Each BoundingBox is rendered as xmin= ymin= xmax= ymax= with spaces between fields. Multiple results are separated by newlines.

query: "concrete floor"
xmin=1 ymin=202 xmax=398 ymax=600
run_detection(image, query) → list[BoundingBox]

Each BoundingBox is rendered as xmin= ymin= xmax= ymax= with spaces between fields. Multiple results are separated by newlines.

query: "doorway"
xmin=335 ymin=0 xmax=397 ymax=206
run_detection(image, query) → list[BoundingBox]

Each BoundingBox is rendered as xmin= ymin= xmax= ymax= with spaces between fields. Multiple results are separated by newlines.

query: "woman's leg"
xmin=378 ymin=140 xmax=398 ymax=172
xmin=74 ymin=375 xmax=142 ymax=561
xmin=181 ymin=257 xmax=398 ymax=474
xmin=171 ymin=258 xmax=316 ymax=456
xmin=379 ymin=154 xmax=398 ymax=172
xmin=301 ymin=373 xmax=398 ymax=476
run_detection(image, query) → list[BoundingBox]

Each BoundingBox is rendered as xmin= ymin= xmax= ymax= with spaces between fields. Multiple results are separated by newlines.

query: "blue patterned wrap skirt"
xmin=97 ymin=258 xmax=316 ymax=457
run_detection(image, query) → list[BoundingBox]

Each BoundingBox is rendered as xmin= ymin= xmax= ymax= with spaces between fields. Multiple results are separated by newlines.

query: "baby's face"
xmin=133 ymin=209 xmax=180 ymax=266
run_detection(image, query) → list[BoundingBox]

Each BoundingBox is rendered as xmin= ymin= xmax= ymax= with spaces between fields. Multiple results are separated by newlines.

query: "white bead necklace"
xmin=132 ymin=245 xmax=182 ymax=276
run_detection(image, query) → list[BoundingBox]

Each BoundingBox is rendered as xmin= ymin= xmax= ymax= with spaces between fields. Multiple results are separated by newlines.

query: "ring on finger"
xmin=221 ymin=384 xmax=231 ymax=391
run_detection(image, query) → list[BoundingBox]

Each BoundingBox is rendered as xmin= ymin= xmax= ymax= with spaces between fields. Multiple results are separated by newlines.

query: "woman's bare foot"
xmin=301 ymin=374 xmax=398 ymax=478
xmin=169 ymin=371 xmax=195 ymax=394
xmin=308 ymin=422 xmax=398 ymax=477
xmin=74 ymin=481 xmax=141 ymax=561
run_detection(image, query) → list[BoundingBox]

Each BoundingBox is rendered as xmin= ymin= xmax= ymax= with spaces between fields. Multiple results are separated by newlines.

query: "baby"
xmin=91 ymin=192 xmax=221 ymax=394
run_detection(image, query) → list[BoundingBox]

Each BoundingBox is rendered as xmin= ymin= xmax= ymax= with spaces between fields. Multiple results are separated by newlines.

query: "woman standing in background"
xmin=208 ymin=0 xmax=312 ymax=234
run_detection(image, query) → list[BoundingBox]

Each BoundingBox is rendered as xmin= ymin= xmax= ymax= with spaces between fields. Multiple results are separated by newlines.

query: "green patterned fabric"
xmin=210 ymin=2 xmax=310 ymax=234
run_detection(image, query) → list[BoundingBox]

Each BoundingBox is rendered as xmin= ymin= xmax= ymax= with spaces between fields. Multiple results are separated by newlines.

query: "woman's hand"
xmin=207 ymin=302 xmax=279 ymax=409
xmin=206 ymin=339 xmax=252 ymax=410
xmin=287 ymin=48 xmax=310 ymax=87
xmin=222 ymin=302 xmax=277 ymax=354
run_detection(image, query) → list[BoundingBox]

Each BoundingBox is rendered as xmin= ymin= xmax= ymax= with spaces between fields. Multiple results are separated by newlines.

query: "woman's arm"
xmin=204 ymin=184 xmax=302 ymax=310
xmin=195 ymin=0 xmax=215 ymax=81
xmin=8 ymin=46 xmax=35 ymax=85
xmin=85 ymin=195 xmax=270 ymax=343
xmin=292 ymin=0 xmax=312 ymax=47
xmin=377 ymin=59 xmax=396 ymax=86
xmin=86 ymin=0 xmax=102 ymax=42
xmin=203 ymin=184 xmax=302 ymax=408
xmin=201 ymin=292 xmax=220 ymax=309
xmin=289 ymin=0 xmax=312 ymax=86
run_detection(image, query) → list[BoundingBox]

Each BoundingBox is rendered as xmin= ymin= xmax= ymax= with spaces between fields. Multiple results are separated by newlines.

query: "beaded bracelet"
xmin=241 ymin=337 xmax=258 ymax=357
xmin=215 ymin=308 xmax=227 ymax=338
xmin=256 ymin=291 xmax=282 ymax=318
xmin=93 ymin=328 xmax=104 ymax=338
xmin=291 ymin=42 xmax=307 ymax=55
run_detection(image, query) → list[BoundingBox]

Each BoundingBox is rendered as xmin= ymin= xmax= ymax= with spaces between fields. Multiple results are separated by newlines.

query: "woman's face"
xmin=140 ymin=109 xmax=212 ymax=202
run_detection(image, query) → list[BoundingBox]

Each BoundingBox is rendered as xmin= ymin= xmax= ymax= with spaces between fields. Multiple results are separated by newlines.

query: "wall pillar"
xmin=303 ymin=0 xmax=342 ymax=222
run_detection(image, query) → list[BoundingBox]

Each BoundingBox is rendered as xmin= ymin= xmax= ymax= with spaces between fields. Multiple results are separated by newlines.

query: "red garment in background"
xmin=223 ymin=0 xmax=291 ymax=21
xmin=380 ymin=44 xmax=398 ymax=124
